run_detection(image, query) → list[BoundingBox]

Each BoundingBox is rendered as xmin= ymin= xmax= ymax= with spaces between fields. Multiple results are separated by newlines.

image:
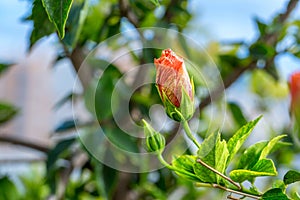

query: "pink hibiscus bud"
xmin=290 ymin=72 xmax=300 ymax=126
xmin=154 ymin=49 xmax=194 ymax=121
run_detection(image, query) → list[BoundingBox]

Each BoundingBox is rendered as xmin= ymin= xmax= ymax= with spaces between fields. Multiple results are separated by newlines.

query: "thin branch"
xmin=195 ymin=183 xmax=261 ymax=199
xmin=196 ymin=159 xmax=241 ymax=190
xmin=0 ymin=134 xmax=50 ymax=153
xmin=211 ymin=184 xmax=260 ymax=200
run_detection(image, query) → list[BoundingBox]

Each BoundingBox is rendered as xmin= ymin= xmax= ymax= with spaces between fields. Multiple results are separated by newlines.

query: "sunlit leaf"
xmin=172 ymin=155 xmax=200 ymax=182
xmin=63 ymin=0 xmax=88 ymax=48
xmin=227 ymin=116 xmax=261 ymax=165
xmin=259 ymin=135 xmax=286 ymax=160
xmin=42 ymin=0 xmax=73 ymax=38
xmin=194 ymin=132 xmax=229 ymax=184
xmin=230 ymin=159 xmax=277 ymax=182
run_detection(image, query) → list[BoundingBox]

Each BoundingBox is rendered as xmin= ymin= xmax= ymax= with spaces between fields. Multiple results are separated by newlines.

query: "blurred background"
xmin=0 ymin=0 xmax=300 ymax=199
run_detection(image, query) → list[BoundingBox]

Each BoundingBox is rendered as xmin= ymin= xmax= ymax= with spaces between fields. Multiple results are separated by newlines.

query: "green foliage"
xmin=194 ymin=132 xmax=229 ymax=184
xmin=251 ymin=69 xmax=288 ymax=98
xmin=25 ymin=0 xmax=55 ymax=48
xmin=227 ymin=116 xmax=261 ymax=165
xmin=62 ymin=0 xmax=88 ymax=48
xmin=228 ymin=102 xmax=247 ymax=127
xmin=150 ymin=0 xmax=160 ymax=6
xmin=283 ymin=170 xmax=300 ymax=185
xmin=262 ymin=188 xmax=290 ymax=200
xmin=2 ymin=0 xmax=300 ymax=199
xmin=42 ymin=0 xmax=73 ymax=38
xmin=230 ymin=135 xmax=286 ymax=183
xmin=0 ymin=176 xmax=20 ymax=200
xmin=46 ymin=137 xmax=76 ymax=193
xmin=0 ymin=63 xmax=13 ymax=75
xmin=172 ymin=155 xmax=200 ymax=182
xmin=54 ymin=118 xmax=77 ymax=132
xmin=230 ymin=158 xmax=277 ymax=183
xmin=0 ymin=101 xmax=18 ymax=124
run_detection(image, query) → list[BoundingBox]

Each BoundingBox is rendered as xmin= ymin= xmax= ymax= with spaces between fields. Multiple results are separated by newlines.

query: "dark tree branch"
xmin=0 ymin=134 xmax=50 ymax=153
xmin=70 ymin=46 xmax=93 ymax=90
xmin=199 ymin=0 xmax=299 ymax=109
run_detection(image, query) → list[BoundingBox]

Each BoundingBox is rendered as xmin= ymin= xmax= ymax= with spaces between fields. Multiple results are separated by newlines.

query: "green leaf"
xmin=46 ymin=137 xmax=76 ymax=193
xmin=228 ymin=102 xmax=247 ymax=127
xmin=172 ymin=155 xmax=200 ymax=182
xmin=259 ymin=135 xmax=286 ymax=160
xmin=197 ymin=131 xmax=219 ymax=158
xmin=150 ymin=0 xmax=160 ymax=6
xmin=26 ymin=0 xmax=55 ymax=48
xmin=0 ymin=176 xmax=20 ymax=200
xmin=102 ymin=165 xmax=118 ymax=198
xmin=262 ymin=188 xmax=289 ymax=200
xmin=227 ymin=116 xmax=261 ymax=165
xmin=0 ymin=102 xmax=18 ymax=124
xmin=238 ymin=135 xmax=286 ymax=170
xmin=62 ymin=0 xmax=88 ymax=48
xmin=194 ymin=132 xmax=229 ymax=184
xmin=54 ymin=119 xmax=76 ymax=132
xmin=46 ymin=137 xmax=76 ymax=170
xmin=238 ymin=141 xmax=267 ymax=170
xmin=255 ymin=17 xmax=268 ymax=36
xmin=42 ymin=0 xmax=73 ymax=38
xmin=230 ymin=159 xmax=277 ymax=182
xmin=251 ymin=158 xmax=276 ymax=172
xmin=0 ymin=63 xmax=13 ymax=75
xmin=249 ymin=43 xmax=275 ymax=59
xmin=283 ymin=170 xmax=300 ymax=185
xmin=272 ymin=180 xmax=286 ymax=191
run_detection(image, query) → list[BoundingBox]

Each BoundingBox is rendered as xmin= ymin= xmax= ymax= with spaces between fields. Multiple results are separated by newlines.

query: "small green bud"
xmin=142 ymin=120 xmax=165 ymax=153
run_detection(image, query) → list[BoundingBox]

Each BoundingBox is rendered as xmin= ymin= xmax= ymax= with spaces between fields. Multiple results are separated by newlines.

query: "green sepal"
xmin=179 ymin=78 xmax=195 ymax=121
xmin=156 ymin=78 xmax=195 ymax=122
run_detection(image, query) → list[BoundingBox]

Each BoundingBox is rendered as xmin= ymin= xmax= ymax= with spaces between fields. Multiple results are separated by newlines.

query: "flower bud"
xmin=290 ymin=72 xmax=300 ymax=126
xmin=142 ymin=120 xmax=165 ymax=153
xmin=154 ymin=49 xmax=194 ymax=121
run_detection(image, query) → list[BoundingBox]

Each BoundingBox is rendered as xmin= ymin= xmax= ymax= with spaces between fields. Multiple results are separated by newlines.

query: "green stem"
xmin=182 ymin=120 xmax=201 ymax=148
